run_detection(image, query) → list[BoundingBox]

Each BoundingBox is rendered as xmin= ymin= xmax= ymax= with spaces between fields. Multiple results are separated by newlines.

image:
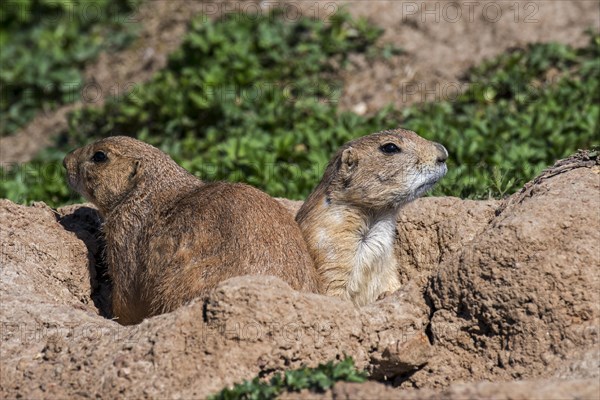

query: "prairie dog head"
xmin=63 ymin=136 xmax=179 ymax=215
xmin=328 ymin=129 xmax=448 ymax=210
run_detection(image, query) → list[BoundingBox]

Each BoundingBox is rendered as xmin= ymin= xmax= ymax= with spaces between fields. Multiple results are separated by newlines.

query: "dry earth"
xmin=1 ymin=1 xmax=599 ymax=164
xmin=1 ymin=152 xmax=598 ymax=398
xmin=1 ymin=1 xmax=599 ymax=397
xmin=338 ymin=0 xmax=600 ymax=113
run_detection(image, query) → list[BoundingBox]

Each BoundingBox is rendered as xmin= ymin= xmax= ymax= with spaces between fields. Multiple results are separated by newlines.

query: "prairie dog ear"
xmin=129 ymin=159 xmax=141 ymax=181
xmin=341 ymin=147 xmax=358 ymax=175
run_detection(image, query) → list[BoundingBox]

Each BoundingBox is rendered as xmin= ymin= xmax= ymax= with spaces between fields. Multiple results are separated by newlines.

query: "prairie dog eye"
xmin=380 ymin=143 xmax=401 ymax=154
xmin=92 ymin=151 xmax=108 ymax=163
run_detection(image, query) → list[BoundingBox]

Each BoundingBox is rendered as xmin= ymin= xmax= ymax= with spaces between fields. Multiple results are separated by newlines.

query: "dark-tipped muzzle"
xmin=434 ymin=143 xmax=448 ymax=163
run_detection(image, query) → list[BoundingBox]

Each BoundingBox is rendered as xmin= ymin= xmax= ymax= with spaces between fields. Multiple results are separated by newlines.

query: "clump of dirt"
xmin=282 ymin=378 xmax=600 ymax=399
xmin=394 ymin=197 xmax=500 ymax=287
xmin=1 ymin=152 xmax=598 ymax=398
xmin=414 ymin=151 xmax=600 ymax=388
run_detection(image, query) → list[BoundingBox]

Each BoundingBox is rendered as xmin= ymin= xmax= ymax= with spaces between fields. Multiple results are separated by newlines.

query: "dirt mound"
xmin=1 ymin=152 xmax=598 ymax=398
xmin=282 ymin=378 xmax=600 ymax=400
xmin=1 ymin=201 xmax=431 ymax=398
xmin=417 ymin=151 xmax=600 ymax=388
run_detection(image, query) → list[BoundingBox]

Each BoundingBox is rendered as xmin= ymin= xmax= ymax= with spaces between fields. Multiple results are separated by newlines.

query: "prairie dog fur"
xmin=296 ymin=129 xmax=447 ymax=306
xmin=63 ymin=136 xmax=319 ymax=325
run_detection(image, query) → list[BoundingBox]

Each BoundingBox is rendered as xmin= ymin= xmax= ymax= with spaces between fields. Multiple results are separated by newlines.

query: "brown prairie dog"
xmin=296 ymin=129 xmax=448 ymax=306
xmin=63 ymin=136 xmax=319 ymax=325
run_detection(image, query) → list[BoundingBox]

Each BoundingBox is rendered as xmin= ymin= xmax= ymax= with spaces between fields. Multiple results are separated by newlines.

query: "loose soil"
xmin=1 ymin=152 xmax=598 ymax=398
xmin=1 ymin=2 xmax=599 ymax=397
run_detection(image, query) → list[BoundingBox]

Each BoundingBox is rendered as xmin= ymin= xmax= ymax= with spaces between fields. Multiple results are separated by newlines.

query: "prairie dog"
xmin=64 ymin=136 xmax=319 ymax=325
xmin=296 ymin=129 xmax=447 ymax=306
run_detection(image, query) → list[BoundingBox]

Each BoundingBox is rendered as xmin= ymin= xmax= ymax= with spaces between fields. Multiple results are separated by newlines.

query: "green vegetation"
xmin=2 ymin=9 xmax=400 ymax=206
xmin=0 ymin=7 xmax=598 ymax=207
xmin=0 ymin=0 xmax=140 ymax=136
xmin=402 ymin=32 xmax=600 ymax=198
xmin=63 ymin=9 xmax=399 ymax=198
xmin=209 ymin=357 xmax=366 ymax=400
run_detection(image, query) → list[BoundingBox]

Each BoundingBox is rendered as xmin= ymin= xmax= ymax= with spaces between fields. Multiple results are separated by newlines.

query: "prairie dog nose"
xmin=63 ymin=149 xmax=76 ymax=170
xmin=434 ymin=143 xmax=448 ymax=163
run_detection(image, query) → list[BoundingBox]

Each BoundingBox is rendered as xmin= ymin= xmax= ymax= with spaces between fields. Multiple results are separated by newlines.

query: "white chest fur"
xmin=347 ymin=211 xmax=400 ymax=305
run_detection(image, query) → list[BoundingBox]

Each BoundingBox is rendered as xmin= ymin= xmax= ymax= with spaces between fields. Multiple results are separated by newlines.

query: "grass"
xmin=0 ymin=0 xmax=140 ymax=136
xmin=0 ymin=8 xmax=598 ymax=207
xmin=209 ymin=357 xmax=366 ymax=400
